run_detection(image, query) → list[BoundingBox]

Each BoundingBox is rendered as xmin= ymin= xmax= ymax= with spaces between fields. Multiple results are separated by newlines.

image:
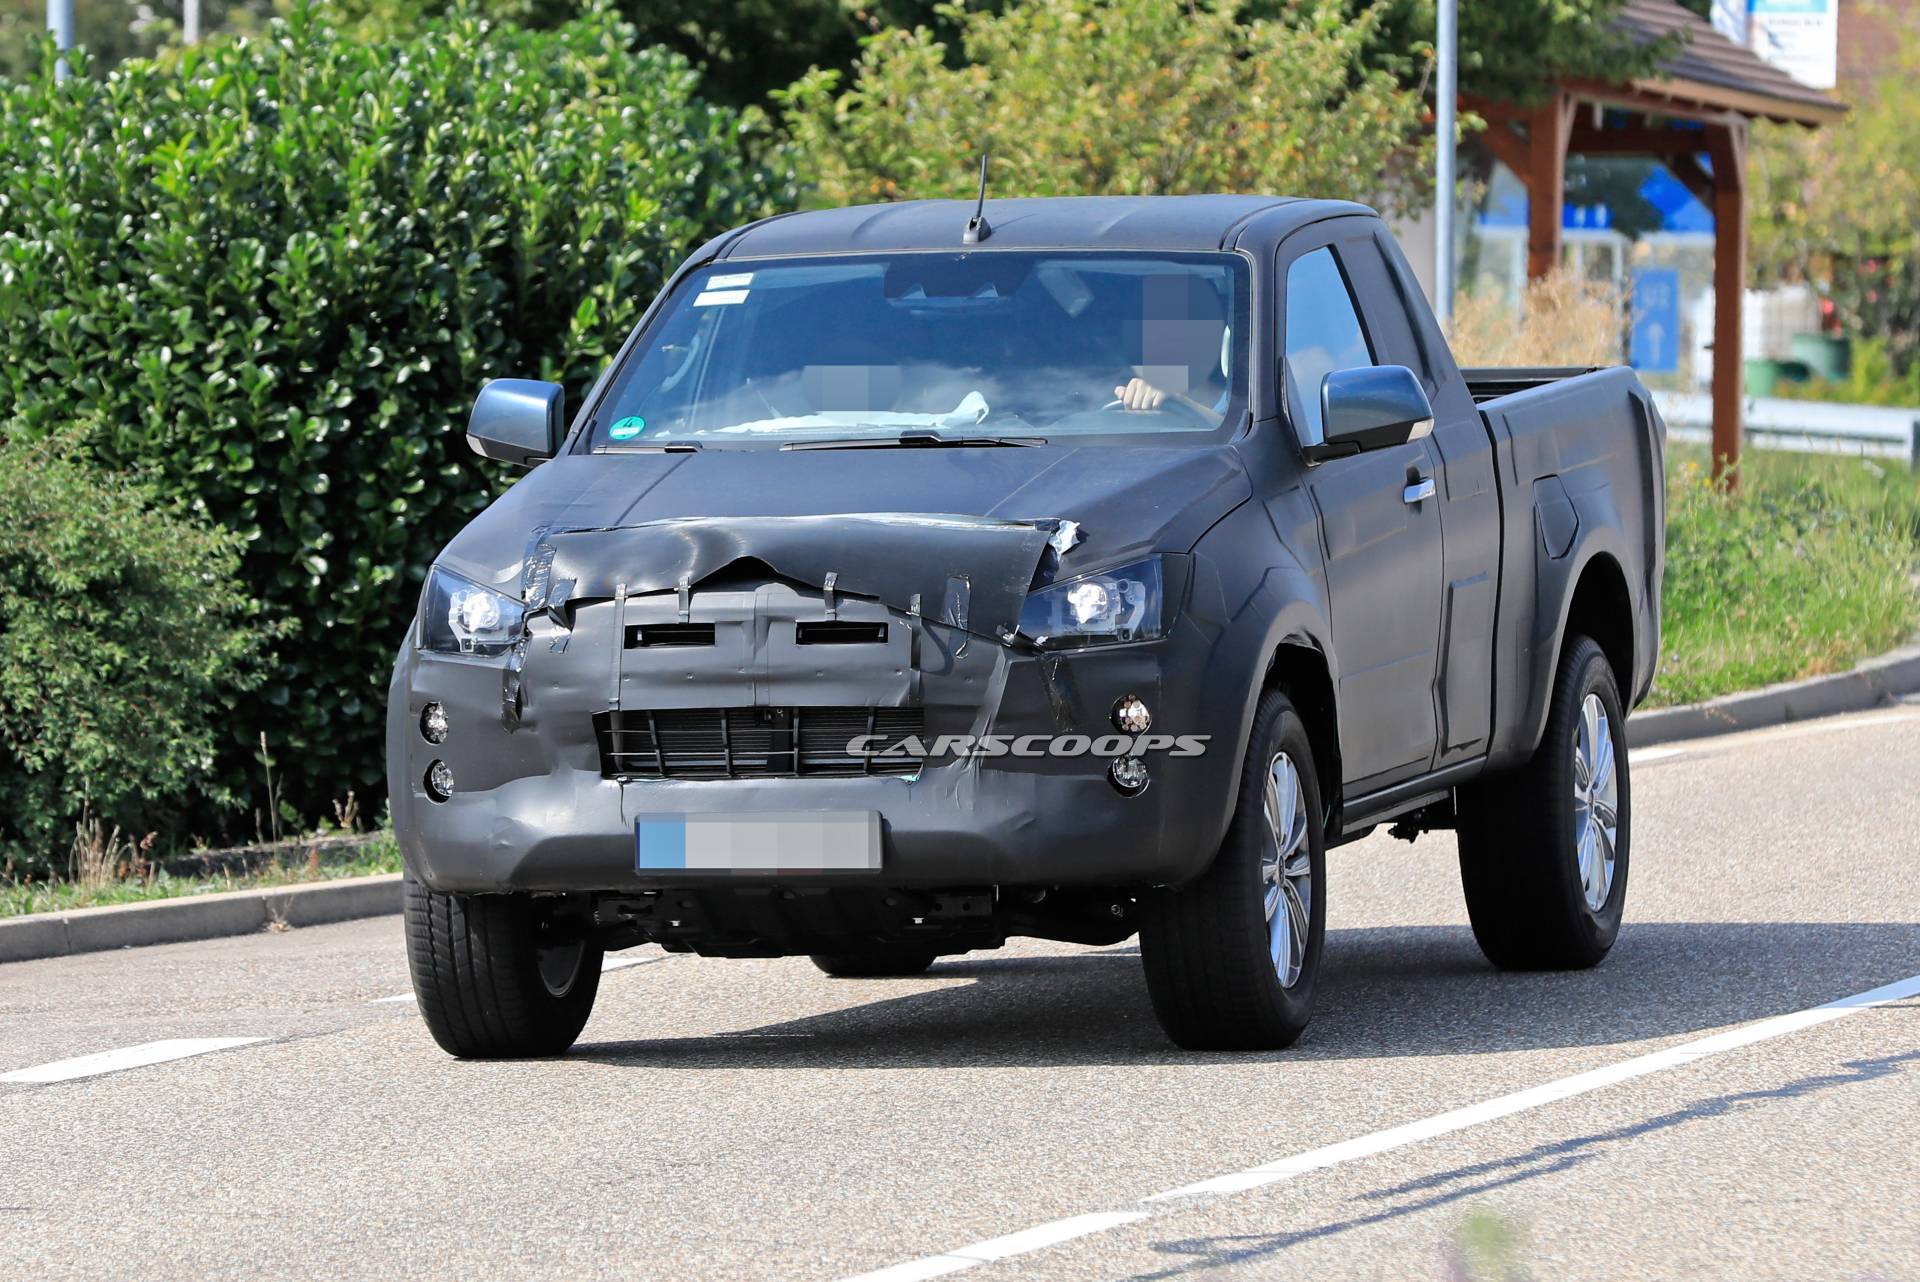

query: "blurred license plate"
xmin=635 ymin=812 xmax=881 ymax=873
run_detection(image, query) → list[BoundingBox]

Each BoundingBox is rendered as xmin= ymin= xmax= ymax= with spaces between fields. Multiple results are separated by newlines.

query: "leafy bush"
xmin=0 ymin=4 xmax=793 ymax=828
xmin=781 ymin=0 xmax=1428 ymax=212
xmin=1655 ymin=457 xmax=1920 ymax=706
xmin=0 ymin=432 xmax=278 ymax=876
xmin=1771 ymin=338 xmax=1920 ymax=410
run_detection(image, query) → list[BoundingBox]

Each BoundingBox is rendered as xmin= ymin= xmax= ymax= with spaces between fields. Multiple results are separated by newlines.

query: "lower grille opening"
xmin=796 ymin=621 xmax=887 ymax=645
xmin=595 ymin=706 xmax=924 ymax=779
xmin=629 ymin=623 xmax=716 ymax=648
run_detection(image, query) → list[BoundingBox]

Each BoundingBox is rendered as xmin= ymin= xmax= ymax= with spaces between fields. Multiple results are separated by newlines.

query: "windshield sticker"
xmin=694 ymin=289 xmax=750 ymax=307
xmin=608 ymin=416 xmax=647 ymax=440
xmin=706 ymin=273 xmax=753 ymax=290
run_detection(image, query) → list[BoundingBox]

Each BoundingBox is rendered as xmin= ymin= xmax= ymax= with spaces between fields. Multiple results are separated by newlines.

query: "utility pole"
xmin=183 ymin=0 xmax=201 ymax=43
xmin=46 ymin=0 xmax=74 ymax=81
xmin=1434 ymin=0 xmax=1458 ymax=329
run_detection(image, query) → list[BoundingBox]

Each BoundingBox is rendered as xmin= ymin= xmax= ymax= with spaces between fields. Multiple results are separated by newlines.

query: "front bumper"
xmin=388 ymin=582 xmax=1242 ymax=894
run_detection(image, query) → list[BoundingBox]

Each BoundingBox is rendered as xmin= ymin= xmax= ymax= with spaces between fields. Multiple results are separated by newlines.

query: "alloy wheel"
xmin=1571 ymin=692 xmax=1619 ymax=911
xmin=1261 ymin=752 xmax=1313 ymax=988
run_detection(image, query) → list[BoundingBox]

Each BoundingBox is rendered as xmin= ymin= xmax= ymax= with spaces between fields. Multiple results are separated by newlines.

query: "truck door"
xmin=1279 ymin=230 xmax=1445 ymax=790
xmin=1363 ymin=230 xmax=1504 ymax=763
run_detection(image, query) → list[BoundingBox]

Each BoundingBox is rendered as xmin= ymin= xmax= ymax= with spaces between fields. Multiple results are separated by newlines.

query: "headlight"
xmin=1017 ymin=557 xmax=1167 ymax=649
xmin=418 ymin=566 xmax=526 ymax=656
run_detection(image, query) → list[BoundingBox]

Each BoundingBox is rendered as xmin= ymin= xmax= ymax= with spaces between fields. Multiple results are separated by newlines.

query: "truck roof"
xmin=715 ymin=195 xmax=1378 ymax=259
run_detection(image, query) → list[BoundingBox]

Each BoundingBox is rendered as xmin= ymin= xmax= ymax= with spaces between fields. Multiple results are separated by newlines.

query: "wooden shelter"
xmin=1465 ymin=0 xmax=1844 ymax=478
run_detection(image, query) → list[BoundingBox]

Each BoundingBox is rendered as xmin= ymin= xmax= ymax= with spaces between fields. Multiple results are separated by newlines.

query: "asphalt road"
xmin=3 ymin=704 xmax=1918 ymax=1282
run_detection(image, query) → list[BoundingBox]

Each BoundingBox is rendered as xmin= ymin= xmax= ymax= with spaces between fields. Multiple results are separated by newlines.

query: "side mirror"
xmin=467 ymin=379 xmax=565 ymax=466
xmin=1304 ymin=365 xmax=1434 ymax=462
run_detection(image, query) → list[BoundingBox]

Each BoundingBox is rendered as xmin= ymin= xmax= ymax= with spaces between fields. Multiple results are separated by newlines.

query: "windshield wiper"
xmin=782 ymin=432 xmax=1047 ymax=451
xmin=606 ymin=441 xmax=702 ymax=453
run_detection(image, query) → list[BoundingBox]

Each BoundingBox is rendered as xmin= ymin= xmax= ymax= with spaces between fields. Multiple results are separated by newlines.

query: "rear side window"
xmin=1284 ymin=247 xmax=1375 ymax=447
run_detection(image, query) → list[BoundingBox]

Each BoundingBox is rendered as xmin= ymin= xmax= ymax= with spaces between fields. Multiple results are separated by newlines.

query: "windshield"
xmin=586 ymin=251 xmax=1250 ymax=449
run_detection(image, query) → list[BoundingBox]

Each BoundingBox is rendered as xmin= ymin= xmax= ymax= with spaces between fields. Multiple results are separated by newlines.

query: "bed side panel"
xmin=1481 ymin=367 xmax=1665 ymax=770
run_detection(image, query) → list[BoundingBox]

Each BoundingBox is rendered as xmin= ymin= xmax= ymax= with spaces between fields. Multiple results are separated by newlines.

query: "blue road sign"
xmin=1631 ymin=268 xmax=1681 ymax=374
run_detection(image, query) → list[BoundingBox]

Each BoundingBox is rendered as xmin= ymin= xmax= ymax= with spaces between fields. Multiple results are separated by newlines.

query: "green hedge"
xmin=0 ymin=5 xmax=794 ymax=830
xmin=0 ymin=431 xmax=278 ymax=875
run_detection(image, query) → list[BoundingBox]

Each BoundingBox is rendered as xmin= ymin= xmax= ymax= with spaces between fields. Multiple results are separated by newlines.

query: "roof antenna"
xmin=962 ymin=152 xmax=992 ymax=245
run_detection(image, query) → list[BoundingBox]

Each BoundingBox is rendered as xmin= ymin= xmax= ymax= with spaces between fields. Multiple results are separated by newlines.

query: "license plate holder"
xmin=635 ymin=812 xmax=882 ymax=874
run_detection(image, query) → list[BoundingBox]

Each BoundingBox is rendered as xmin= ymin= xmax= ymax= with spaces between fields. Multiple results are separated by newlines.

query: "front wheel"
xmin=1456 ymin=634 xmax=1630 ymax=969
xmin=404 ymin=877 xmax=603 ymax=1058
xmin=1138 ymin=688 xmax=1328 ymax=1050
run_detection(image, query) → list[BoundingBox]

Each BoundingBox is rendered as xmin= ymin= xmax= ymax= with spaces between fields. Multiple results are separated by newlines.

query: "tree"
xmin=0 ymin=5 xmax=792 ymax=831
xmin=1343 ymin=0 xmax=1683 ymax=106
xmin=323 ymin=0 xmax=1009 ymax=107
xmin=783 ymin=0 xmax=1430 ymax=211
xmin=1750 ymin=14 xmax=1920 ymax=374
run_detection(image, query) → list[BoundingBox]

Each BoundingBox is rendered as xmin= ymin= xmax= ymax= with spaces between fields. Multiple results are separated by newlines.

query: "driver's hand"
xmin=1114 ymin=377 xmax=1166 ymax=411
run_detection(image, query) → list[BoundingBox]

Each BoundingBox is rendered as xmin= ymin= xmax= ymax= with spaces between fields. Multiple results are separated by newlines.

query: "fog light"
xmin=425 ymin=759 xmax=455 ymax=802
xmin=1112 ymin=695 xmax=1152 ymax=733
xmin=1109 ymin=756 xmax=1150 ymax=795
xmin=420 ymin=702 xmax=449 ymax=744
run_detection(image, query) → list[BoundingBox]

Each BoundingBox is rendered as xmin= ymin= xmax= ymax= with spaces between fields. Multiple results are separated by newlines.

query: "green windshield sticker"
xmin=609 ymin=416 xmax=647 ymax=440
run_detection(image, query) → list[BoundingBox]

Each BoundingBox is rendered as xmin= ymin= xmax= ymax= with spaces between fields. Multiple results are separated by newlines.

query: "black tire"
xmin=1138 ymin=688 xmax=1328 ymax=1051
xmin=404 ymin=876 xmax=603 ymax=1058
xmin=1456 ymin=634 xmax=1630 ymax=970
xmin=809 ymin=946 xmax=939 ymax=978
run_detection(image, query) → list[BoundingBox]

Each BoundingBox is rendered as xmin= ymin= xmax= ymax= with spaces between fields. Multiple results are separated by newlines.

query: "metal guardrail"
xmin=1654 ymin=392 xmax=1920 ymax=467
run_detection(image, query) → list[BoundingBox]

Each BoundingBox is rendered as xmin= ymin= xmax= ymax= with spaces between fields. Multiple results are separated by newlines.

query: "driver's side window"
xmin=1284 ymin=247 xmax=1376 ymax=448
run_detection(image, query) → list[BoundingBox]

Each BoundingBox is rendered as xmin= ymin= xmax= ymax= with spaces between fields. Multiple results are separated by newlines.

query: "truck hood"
xmin=435 ymin=444 xmax=1249 ymax=641
xmin=438 ymin=445 xmax=1248 ymax=633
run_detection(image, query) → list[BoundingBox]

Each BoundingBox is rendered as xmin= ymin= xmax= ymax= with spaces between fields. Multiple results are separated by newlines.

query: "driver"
xmin=1111 ymin=275 xmax=1232 ymax=423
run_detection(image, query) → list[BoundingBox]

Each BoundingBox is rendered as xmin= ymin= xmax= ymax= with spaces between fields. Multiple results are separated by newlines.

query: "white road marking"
xmin=1632 ymin=746 xmax=1686 ymax=764
xmin=368 ymin=953 xmax=665 ymax=1004
xmin=1672 ymin=708 xmax=1920 ymax=755
xmin=839 ymin=1212 xmax=1154 ymax=1282
xmin=835 ymin=970 xmax=1920 ymax=1282
xmin=1629 ymin=707 xmax=1920 ymax=765
xmin=1 ymin=1038 xmax=267 ymax=1085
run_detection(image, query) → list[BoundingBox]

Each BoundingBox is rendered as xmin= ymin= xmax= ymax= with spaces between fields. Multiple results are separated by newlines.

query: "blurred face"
xmin=1129 ymin=274 xmax=1231 ymax=395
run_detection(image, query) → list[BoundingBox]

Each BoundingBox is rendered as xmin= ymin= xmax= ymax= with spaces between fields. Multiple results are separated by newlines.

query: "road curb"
xmin=0 ymin=873 xmax=402 ymax=965
xmin=1628 ymin=643 xmax=1920 ymax=747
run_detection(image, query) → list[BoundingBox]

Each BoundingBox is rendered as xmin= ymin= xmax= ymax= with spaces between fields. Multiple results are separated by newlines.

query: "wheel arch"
xmin=1514 ymin=540 xmax=1638 ymax=762
xmin=1263 ymin=640 xmax=1342 ymax=833
xmin=1563 ymin=552 xmax=1635 ymax=703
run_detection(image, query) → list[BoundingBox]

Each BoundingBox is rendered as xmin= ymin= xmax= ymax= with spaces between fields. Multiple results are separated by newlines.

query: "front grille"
xmin=594 ymin=707 xmax=925 ymax=779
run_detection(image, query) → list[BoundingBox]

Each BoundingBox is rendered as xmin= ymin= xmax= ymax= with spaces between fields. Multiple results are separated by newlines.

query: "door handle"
xmin=1402 ymin=476 xmax=1436 ymax=505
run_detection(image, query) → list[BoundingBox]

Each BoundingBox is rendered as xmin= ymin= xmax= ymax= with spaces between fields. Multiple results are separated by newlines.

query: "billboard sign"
xmin=1748 ymin=0 xmax=1839 ymax=90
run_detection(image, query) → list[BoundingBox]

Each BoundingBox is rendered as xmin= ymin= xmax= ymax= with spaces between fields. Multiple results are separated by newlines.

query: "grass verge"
xmin=1653 ymin=446 xmax=1920 ymax=707
xmin=0 ymin=832 xmax=402 ymax=918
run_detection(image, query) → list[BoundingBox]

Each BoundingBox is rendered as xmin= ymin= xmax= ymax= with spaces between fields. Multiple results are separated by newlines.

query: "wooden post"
xmin=1707 ymin=122 xmax=1748 ymax=485
xmin=1526 ymin=93 xmax=1573 ymax=280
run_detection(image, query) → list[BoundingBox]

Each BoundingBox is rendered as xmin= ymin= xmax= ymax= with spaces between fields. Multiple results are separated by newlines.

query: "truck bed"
xmin=1460 ymin=366 xmax=1601 ymax=404
xmin=1468 ymin=365 xmax=1667 ymax=763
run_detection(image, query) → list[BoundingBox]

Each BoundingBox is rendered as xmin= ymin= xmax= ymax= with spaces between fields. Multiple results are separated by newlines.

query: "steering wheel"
xmin=1100 ymin=394 xmax=1214 ymax=426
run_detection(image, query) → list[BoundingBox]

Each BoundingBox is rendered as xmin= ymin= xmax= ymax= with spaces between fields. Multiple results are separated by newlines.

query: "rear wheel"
xmin=1456 ymin=634 xmax=1630 ymax=969
xmin=1138 ymin=688 xmax=1327 ymax=1050
xmin=809 ymin=946 xmax=939 ymax=978
xmin=404 ymin=877 xmax=603 ymax=1058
